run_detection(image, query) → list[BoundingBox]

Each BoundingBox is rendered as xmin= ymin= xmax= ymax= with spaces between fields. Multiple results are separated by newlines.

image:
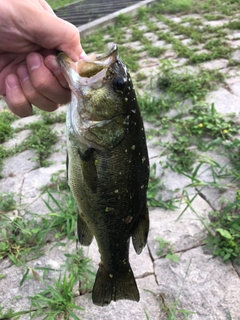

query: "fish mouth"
xmin=58 ymin=44 xmax=118 ymax=86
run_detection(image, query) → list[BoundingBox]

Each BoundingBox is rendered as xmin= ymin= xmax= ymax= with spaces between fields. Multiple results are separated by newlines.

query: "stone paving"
xmin=1 ymin=2 xmax=240 ymax=320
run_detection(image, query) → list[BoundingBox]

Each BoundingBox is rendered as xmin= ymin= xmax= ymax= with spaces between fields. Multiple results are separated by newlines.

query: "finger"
xmin=26 ymin=52 xmax=71 ymax=104
xmin=24 ymin=10 xmax=82 ymax=61
xmin=44 ymin=55 xmax=69 ymax=89
xmin=17 ymin=64 xmax=60 ymax=112
xmin=0 ymin=52 xmax=28 ymax=95
xmin=38 ymin=0 xmax=55 ymax=14
xmin=4 ymin=74 xmax=32 ymax=117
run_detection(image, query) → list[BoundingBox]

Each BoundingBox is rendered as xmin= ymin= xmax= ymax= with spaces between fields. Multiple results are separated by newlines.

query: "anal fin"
xmin=77 ymin=213 xmax=93 ymax=246
xmin=132 ymin=204 xmax=149 ymax=254
xmin=92 ymin=263 xmax=139 ymax=306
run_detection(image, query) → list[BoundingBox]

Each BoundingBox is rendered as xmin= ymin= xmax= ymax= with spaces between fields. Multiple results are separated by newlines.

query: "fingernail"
xmin=17 ymin=66 xmax=30 ymax=82
xmin=79 ymin=50 xmax=88 ymax=60
xmin=6 ymin=75 xmax=19 ymax=89
xmin=29 ymin=54 xmax=42 ymax=70
xmin=49 ymin=58 xmax=61 ymax=75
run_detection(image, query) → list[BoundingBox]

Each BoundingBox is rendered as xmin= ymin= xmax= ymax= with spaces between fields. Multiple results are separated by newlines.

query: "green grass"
xmin=204 ymin=198 xmax=240 ymax=263
xmin=0 ymin=192 xmax=16 ymax=213
xmin=0 ymin=111 xmax=66 ymax=177
xmin=46 ymin=0 xmax=78 ymax=10
xmin=155 ymin=0 xmax=193 ymax=14
xmin=0 ymin=109 xmax=16 ymax=143
xmin=29 ymin=273 xmax=83 ymax=320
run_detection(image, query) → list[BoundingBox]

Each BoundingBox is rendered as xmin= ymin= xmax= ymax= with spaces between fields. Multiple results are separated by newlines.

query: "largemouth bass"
xmin=58 ymin=45 xmax=149 ymax=306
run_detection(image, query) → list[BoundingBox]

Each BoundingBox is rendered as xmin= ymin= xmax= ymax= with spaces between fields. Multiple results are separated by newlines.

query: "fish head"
xmin=58 ymin=45 xmax=133 ymax=122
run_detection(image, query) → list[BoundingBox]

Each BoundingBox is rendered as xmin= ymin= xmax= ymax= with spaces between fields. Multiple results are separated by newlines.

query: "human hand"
xmin=0 ymin=0 xmax=86 ymax=117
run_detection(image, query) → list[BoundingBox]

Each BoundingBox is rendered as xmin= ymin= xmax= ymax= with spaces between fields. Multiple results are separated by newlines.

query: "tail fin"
xmin=92 ymin=263 xmax=139 ymax=306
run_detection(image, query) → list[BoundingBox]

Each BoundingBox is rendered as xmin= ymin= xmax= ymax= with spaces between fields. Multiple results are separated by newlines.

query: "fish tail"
xmin=92 ymin=263 xmax=139 ymax=306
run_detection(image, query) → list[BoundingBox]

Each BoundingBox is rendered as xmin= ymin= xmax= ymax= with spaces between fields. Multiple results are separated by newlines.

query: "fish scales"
xmin=58 ymin=45 xmax=149 ymax=306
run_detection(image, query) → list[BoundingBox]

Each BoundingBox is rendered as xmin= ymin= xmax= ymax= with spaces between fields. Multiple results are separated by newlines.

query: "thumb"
xmin=26 ymin=10 xmax=83 ymax=61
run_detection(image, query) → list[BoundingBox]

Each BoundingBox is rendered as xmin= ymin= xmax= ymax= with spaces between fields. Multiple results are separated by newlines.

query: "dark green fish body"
xmin=58 ymin=45 xmax=149 ymax=306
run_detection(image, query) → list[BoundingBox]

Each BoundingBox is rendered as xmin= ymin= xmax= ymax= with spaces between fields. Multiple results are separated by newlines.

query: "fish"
xmin=58 ymin=44 xmax=149 ymax=306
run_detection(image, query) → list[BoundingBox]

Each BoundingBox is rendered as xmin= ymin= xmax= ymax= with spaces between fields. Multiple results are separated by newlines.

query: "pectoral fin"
xmin=132 ymin=204 xmax=149 ymax=254
xmin=77 ymin=213 xmax=93 ymax=246
xmin=78 ymin=147 xmax=98 ymax=193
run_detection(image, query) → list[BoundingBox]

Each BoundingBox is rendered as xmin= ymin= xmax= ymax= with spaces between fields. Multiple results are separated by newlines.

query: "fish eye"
xmin=112 ymin=76 xmax=126 ymax=91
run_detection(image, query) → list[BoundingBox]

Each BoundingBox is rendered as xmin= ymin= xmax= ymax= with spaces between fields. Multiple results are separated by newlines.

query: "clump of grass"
xmin=228 ymin=19 xmax=240 ymax=30
xmin=204 ymin=196 xmax=240 ymax=264
xmin=116 ymin=13 xmax=131 ymax=27
xmin=203 ymin=13 xmax=225 ymax=20
xmin=146 ymin=45 xmax=166 ymax=57
xmin=166 ymin=135 xmax=197 ymax=173
xmin=138 ymin=93 xmax=172 ymax=123
xmin=29 ymin=273 xmax=83 ymax=320
xmin=0 ymin=180 xmax=78 ymax=266
xmin=41 ymin=111 xmax=66 ymax=125
xmin=26 ymin=121 xmax=58 ymax=167
xmin=0 ymin=109 xmax=16 ymax=143
xmin=64 ymin=249 xmax=95 ymax=295
xmin=0 ymin=192 xmax=16 ymax=213
xmin=157 ymin=61 xmax=225 ymax=101
xmin=118 ymin=46 xmax=140 ymax=72
xmin=147 ymin=164 xmax=178 ymax=209
xmin=188 ymin=104 xmax=239 ymax=139
xmin=0 ymin=145 xmax=7 ymax=178
xmin=46 ymin=0 xmax=77 ymax=10
xmin=42 ymin=189 xmax=78 ymax=241
xmin=0 ymin=215 xmax=46 ymax=266
xmin=156 ymin=237 xmax=179 ymax=262
xmin=155 ymin=0 xmax=192 ymax=14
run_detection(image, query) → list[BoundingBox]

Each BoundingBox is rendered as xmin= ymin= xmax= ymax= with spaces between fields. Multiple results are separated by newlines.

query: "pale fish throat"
xmin=57 ymin=44 xmax=119 ymax=87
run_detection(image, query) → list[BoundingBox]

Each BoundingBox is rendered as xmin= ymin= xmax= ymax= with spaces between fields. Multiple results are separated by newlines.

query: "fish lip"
xmin=57 ymin=44 xmax=119 ymax=87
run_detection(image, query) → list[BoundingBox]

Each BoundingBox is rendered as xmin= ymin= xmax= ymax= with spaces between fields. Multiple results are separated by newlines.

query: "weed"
xmin=156 ymin=237 xmax=179 ymax=262
xmin=0 ymin=215 xmax=46 ymax=266
xmin=0 ymin=303 xmax=29 ymax=319
xmin=0 ymin=109 xmax=16 ymax=143
xmin=138 ymin=92 xmax=172 ymax=123
xmin=188 ymin=103 xmax=239 ymax=138
xmin=0 ymin=192 xmax=16 ymax=213
xmin=203 ymin=13 xmax=225 ymax=20
xmin=159 ymin=260 xmax=195 ymax=319
xmin=26 ymin=121 xmax=58 ymax=167
xmin=116 ymin=13 xmax=131 ymax=27
xmin=0 ymin=145 xmax=7 ymax=178
xmin=146 ymin=45 xmax=166 ymax=57
xmin=29 ymin=273 xmax=83 ymax=320
xmin=137 ymin=6 xmax=149 ymax=21
xmin=224 ymin=138 xmax=240 ymax=171
xmin=64 ymin=249 xmax=95 ymax=294
xmin=156 ymin=0 xmax=192 ymax=14
xmin=157 ymin=62 xmax=225 ymax=101
xmin=42 ymin=189 xmax=78 ymax=241
xmin=147 ymin=164 xmax=178 ymax=209
xmin=228 ymin=19 xmax=240 ymax=30
xmin=166 ymin=136 xmax=197 ymax=173
xmin=46 ymin=0 xmax=76 ymax=10
xmin=41 ymin=111 xmax=66 ymax=125
xmin=118 ymin=46 xmax=140 ymax=72
xmin=83 ymin=31 xmax=104 ymax=54
xmin=204 ymin=196 xmax=240 ymax=263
